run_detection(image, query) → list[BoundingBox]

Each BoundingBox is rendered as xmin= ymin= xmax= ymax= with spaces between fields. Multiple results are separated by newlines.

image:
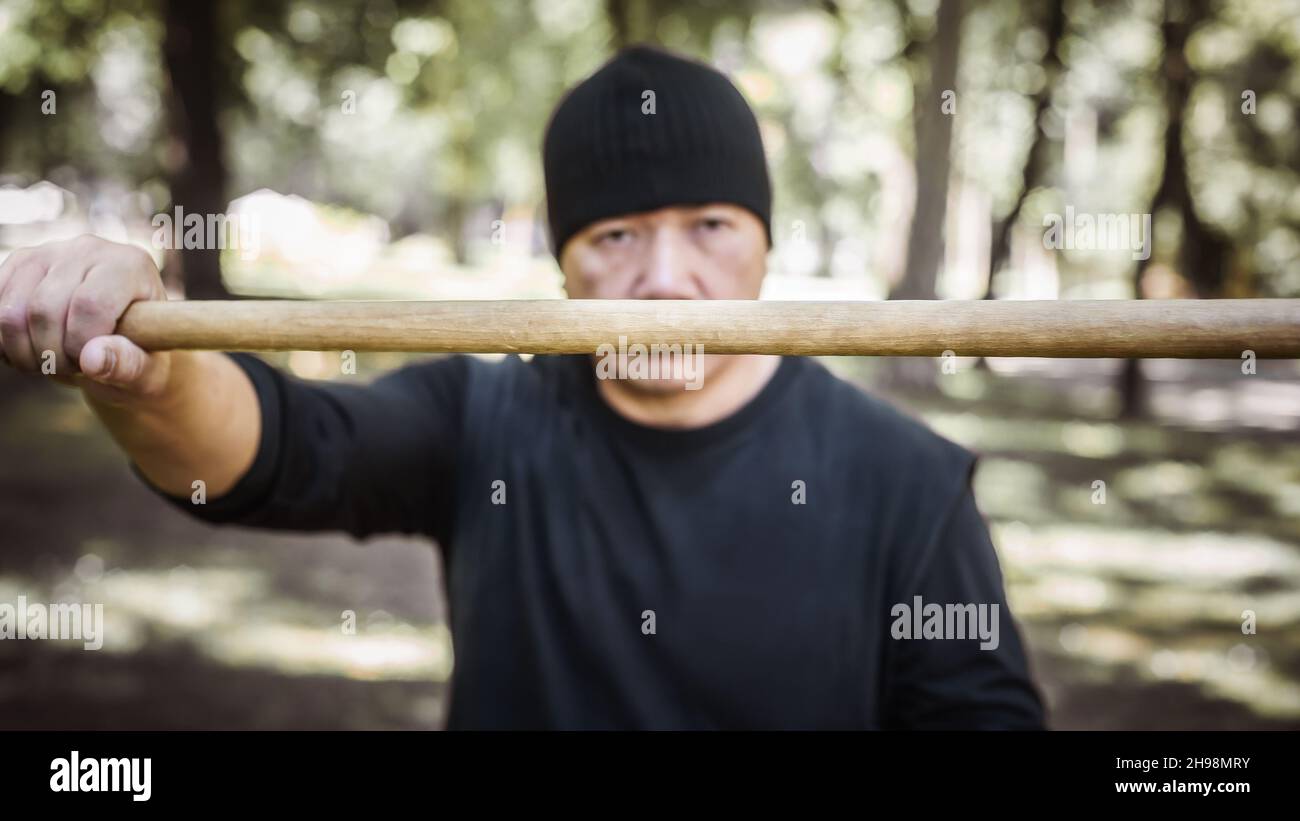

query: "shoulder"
xmin=784 ymin=357 xmax=976 ymax=519
xmin=792 ymin=357 xmax=973 ymax=472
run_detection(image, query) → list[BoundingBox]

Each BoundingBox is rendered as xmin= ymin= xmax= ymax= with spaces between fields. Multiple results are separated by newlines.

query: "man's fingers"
xmin=0 ymin=237 xmax=165 ymax=382
xmin=0 ymin=254 xmax=48 ymax=372
xmin=65 ymin=262 xmax=153 ymax=363
xmin=27 ymin=258 xmax=91 ymax=376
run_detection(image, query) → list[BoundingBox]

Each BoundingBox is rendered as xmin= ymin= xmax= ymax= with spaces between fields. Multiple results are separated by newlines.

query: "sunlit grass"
xmin=0 ymin=566 xmax=452 ymax=683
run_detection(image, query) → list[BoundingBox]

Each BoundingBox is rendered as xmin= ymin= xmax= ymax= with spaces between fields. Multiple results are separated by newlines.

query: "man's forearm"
xmin=85 ymin=350 xmax=261 ymax=499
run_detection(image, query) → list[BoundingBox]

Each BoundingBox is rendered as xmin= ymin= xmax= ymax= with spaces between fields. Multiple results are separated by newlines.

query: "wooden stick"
xmin=116 ymin=298 xmax=1300 ymax=358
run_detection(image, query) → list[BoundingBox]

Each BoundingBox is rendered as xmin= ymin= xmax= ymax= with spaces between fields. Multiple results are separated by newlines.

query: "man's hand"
xmin=0 ymin=234 xmax=172 ymax=405
xmin=0 ymin=234 xmax=261 ymax=498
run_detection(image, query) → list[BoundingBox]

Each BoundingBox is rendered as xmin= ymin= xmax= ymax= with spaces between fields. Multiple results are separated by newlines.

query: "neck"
xmin=593 ymin=354 xmax=782 ymax=429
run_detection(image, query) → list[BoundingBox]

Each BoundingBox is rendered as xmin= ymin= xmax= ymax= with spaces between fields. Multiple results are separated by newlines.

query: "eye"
xmin=697 ymin=216 xmax=730 ymax=232
xmin=596 ymin=227 xmax=633 ymax=246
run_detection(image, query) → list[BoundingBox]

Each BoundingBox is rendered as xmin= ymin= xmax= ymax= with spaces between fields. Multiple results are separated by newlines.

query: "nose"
xmin=632 ymin=224 xmax=702 ymax=300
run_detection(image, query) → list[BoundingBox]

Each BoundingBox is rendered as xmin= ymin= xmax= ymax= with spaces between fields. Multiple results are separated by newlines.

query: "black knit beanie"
xmin=542 ymin=45 xmax=773 ymax=259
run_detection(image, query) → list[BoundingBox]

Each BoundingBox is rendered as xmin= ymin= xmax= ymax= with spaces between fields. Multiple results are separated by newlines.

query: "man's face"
xmin=559 ymin=203 xmax=768 ymax=394
xmin=560 ymin=203 xmax=767 ymax=300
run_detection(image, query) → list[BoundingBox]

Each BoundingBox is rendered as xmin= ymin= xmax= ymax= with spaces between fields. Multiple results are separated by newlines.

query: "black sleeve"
xmin=880 ymin=470 xmax=1047 ymax=730
xmin=137 ymin=352 xmax=468 ymax=544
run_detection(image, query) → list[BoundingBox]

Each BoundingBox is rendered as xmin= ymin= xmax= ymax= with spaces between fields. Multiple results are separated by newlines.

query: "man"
xmin=0 ymin=46 xmax=1044 ymax=729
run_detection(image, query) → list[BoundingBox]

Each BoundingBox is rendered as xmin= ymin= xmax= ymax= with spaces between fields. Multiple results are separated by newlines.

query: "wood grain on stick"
xmin=116 ymin=298 xmax=1300 ymax=358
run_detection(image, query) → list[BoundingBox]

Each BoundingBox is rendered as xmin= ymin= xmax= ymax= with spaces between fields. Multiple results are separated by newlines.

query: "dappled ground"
xmin=2 ymin=355 xmax=1299 ymax=730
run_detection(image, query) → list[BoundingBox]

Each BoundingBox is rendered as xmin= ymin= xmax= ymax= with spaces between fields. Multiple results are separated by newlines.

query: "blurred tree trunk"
xmin=1120 ymin=0 xmax=1229 ymax=416
xmin=983 ymin=0 xmax=1066 ymax=301
xmin=162 ymin=0 xmax=231 ymax=299
xmin=0 ymin=91 xmax=17 ymax=170
xmin=884 ymin=0 xmax=964 ymax=390
xmin=974 ymin=0 xmax=1066 ymax=372
xmin=447 ymin=199 xmax=470 ymax=266
xmin=892 ymin=0 xmax=963 ymax=302
xmin=606 ymin=0 xmax=654 ymax=48
xmin=0 ymin=80 xmax=68 ymax=179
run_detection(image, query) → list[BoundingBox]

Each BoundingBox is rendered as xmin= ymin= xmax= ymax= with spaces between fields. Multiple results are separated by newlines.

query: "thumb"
xmin=78 ymin=335 xmax=169 ymax=396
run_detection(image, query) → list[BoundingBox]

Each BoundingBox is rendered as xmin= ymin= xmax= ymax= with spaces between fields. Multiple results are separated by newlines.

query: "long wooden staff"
xmin=115 ymin=299 xmax=1300 ymax=358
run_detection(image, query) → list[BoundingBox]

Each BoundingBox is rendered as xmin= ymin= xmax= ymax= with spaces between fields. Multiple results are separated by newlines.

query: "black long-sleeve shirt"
xmin=144 ymin=351 xmax=1045 ymax=729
